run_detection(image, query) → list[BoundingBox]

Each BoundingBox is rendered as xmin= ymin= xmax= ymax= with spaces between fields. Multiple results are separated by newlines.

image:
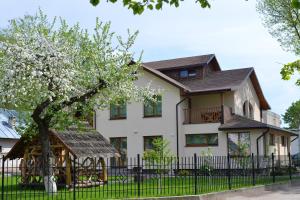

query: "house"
xmin=290 ymin=127 xmax=300 ymax=155
xmin=0 ymin=109 xmax=20 ymax=156
xmin=95 ymin=54 xmax=297 ymax=165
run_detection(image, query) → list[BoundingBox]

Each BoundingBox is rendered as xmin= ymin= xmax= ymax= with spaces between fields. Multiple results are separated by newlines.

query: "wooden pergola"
xmin=5 ymin=127 xmax=118 ymax=188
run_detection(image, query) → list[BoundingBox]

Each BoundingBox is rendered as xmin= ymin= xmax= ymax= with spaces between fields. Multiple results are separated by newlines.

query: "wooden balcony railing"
xmin=183 ymin=106 xmax=223 ymax=124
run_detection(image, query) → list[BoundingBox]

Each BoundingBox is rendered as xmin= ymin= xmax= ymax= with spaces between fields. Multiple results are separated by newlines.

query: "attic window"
xmin=179 ymin=70 xmax=188 ymax=78
xmin=179 ymin=69 xmax=197 ymax=78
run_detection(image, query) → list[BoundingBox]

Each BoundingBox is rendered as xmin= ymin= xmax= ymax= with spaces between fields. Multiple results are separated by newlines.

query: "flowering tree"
xmin=0 ymin=11 xmax=153 ymax=192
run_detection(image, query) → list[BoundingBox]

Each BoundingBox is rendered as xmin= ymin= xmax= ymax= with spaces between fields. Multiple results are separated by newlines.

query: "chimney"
xmin=8 ymin=116 xmax=16 ymax=129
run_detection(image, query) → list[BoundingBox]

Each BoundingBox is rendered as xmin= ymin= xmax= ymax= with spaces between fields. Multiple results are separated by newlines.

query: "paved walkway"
xmin=136 ymin=181 xmax=300 ymax=200
xmin=228 ymin=184 xmax=300 ymax=200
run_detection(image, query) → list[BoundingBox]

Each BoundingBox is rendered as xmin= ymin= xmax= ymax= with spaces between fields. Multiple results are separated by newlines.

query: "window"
xmin=144 ymin=135 xmax=162 ymax=151
xmin=186 ymin=134 xmax=218 ymax=147
xmin=281 ymin=136 xmax=286 ymax=146
xmin=179 ymin=70 xmax=188 ymax=78
xmin=243 ymin=101 xmax=254 ymax=119
xmin=243 ymin=101 xmax=247 ymax=117
xmin=179 ymin=69 xmax=197 ymax=78
xmin=144 ymin=95 xmax=162 ymax=117
xmin=110 ymin=137 xmax=127 ymax=167
xmin=249 ymin=103 xmax=254 ymax=119
xmin=228 ymin=132 xmax=251 ymax=156
xmin=269 ymin=134 xmax=275 ymax=146
xmin=110 ymin=103 xmax=126 ymax=119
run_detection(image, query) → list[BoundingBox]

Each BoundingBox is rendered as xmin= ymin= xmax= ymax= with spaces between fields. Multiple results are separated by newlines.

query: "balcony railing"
xmin=183 ymin=106 xmax=222 ymax=124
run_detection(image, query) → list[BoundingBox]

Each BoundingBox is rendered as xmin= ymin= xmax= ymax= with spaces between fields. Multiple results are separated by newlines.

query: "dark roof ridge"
xmin=212 ymin=67 xmax=254 ymax=73
xmin=143 ymin=54 xmax=215 ymax=65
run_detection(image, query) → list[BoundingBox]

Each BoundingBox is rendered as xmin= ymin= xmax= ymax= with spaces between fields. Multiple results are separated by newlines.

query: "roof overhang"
xmin=219 ymin=115 xmax=297 ymax=136
xmin=243 ymin=69 xmax=270 ymax=110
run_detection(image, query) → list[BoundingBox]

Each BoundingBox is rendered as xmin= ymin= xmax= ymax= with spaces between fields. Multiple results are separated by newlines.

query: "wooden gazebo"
xmin=5 ymin=127 xmax=118 ymax=188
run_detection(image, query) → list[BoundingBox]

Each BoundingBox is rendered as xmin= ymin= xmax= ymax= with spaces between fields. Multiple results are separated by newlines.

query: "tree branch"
xmin=44 ymin=79 xmax=107 ymax=122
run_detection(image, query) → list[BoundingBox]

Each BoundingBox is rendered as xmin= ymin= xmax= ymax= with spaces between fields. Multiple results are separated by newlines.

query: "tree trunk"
xmin=39 ymin=126 xmax=57 ymax=194
xmin=32 ymin=113 xmax=57 ymax=195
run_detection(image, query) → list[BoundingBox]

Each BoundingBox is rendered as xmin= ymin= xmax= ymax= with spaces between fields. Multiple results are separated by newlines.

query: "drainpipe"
xmin=256 ymin=128 xmax=269 ymax=168
xmin=176 ymin=97 xmax=188 ymax=169
xmin=94 ymin=110 xmax=97 ymax=130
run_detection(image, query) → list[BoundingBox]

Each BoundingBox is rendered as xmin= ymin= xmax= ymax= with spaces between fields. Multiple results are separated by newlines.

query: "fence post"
xmin=137 ymin=154 xmax=141 ymax=198
xmin=1 ymin=155 xmax=4 ymax=200
xmin=227 ymin=153 xmax=231 ymax=190
xmin=288 ymin=152 xmax=292 ymax=180
xmin=271 ymin=153 xmax=275 ymax=183
xmin=194 ymin=153 xmax=198 ymax=195
xmin=251 ymin=153 xmax=255 ymax=186
xmin=73 ymin=157 xmax=76 ymax=200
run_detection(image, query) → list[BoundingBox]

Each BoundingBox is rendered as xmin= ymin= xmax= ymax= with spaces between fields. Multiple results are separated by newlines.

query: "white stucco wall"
xmin=0 ymin=139 xmax=19 ymax=170
xmin=234 ymin=78 xmax=261 ymax=121
xmin=189 ymin=92 xmax=234 ymax=109
xmin=0 ymin=139 xmax=18 ymax=154
xmin=181 ymin=123 xmax=226 ymax=156
xmin=96 ymin=70 xmax=182 ymax=158
xmin=262 ymin=111 xmax=281 ymax=127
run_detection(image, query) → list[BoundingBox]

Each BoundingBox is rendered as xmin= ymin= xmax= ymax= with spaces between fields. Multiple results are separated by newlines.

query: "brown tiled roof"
xmin=142 ymin=55 xmax=270 ymax=110
xmin=178 ymin=68 xmax=253 ymax=93
xmin=219 ymin=115 xmax=297 ymax=136
xmin=143 ymin=54 xmax=215 ymax=70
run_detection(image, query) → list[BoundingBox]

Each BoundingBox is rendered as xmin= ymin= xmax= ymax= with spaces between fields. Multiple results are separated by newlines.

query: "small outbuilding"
xmin=5 ymin=126 xmax=118 ymax=188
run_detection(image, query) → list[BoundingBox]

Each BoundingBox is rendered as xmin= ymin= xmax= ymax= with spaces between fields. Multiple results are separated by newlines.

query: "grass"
xmin=0 ymin=174 xmax=297 ymax=200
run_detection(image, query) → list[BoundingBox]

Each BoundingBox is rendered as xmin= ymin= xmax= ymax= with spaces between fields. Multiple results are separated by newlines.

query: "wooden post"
xmin=21 ymin=149 xmax=29 ymax=184
xmin=100 ymin=157 xmax=108 ymax=183
xmin=65 ymin=151 xmax=72 ymax=186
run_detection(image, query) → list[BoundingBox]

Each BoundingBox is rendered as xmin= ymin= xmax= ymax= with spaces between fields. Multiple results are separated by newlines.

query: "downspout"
xmin=176 ymin=97 xmax=188 ymax=169
xmin=256 ymin=128 xmax=269 ymax=168
xmin=94 ymin=110 xmax=97 ymax=130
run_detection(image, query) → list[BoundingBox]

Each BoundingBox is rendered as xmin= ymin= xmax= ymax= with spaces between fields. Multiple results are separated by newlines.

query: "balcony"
xmin=183 ymin=106 xmax=232 ymax=124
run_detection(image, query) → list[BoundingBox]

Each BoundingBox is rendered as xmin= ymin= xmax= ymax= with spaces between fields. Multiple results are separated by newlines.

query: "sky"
xmin=0 ymin=0 xmax=299 ymax=125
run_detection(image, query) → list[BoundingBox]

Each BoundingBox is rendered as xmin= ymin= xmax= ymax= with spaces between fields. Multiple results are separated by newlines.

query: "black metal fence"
xmin=1 ymin=153 xmax=300 ymax=200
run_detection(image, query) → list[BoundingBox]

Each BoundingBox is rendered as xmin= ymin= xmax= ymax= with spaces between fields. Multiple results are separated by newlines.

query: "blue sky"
xmin=0 ymin=0 xmax=299 ymax=125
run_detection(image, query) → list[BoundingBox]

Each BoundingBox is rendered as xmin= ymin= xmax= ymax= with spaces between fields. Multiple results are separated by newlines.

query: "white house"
xmin=95 ymin=54 xmax=297 ymax=165
xmin=290 ymin=127 xmax=300 ymax=155
xmin=0 ymin=109 xmax=20 ymax=170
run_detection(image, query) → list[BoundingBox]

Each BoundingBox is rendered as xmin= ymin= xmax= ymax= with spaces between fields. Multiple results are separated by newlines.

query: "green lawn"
xmin=0 ymin=174 xmax=297 ymax=200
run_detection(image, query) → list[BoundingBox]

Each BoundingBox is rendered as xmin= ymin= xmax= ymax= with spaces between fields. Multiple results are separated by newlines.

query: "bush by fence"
xmin=1 ymin=153 xmax=299 ymax=200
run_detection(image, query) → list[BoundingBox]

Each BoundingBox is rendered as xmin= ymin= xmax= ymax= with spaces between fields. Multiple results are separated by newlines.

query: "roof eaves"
xmin=218 ymin=115 xmax=297 ymax=136
xmin=187 ymin=88 xmax=232 ymax=95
